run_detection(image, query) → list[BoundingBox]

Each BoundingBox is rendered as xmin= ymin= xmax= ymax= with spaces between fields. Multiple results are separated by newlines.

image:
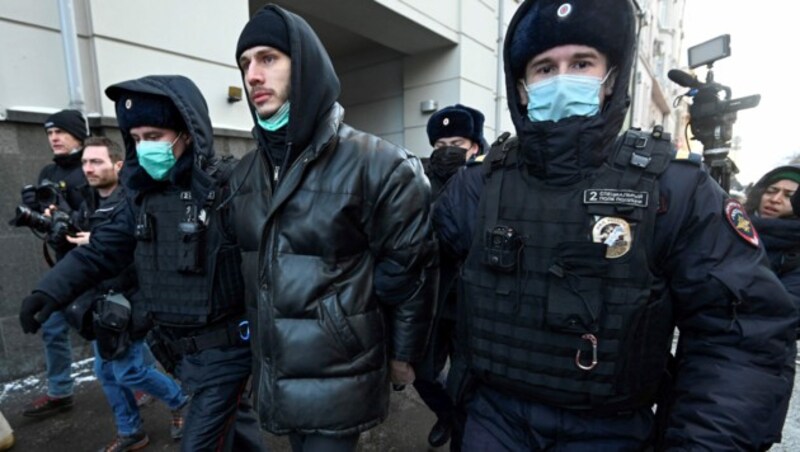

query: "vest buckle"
xmin=575 ymin=333 xmax=598 ymax=371
xmin=629 ymin=151 xmax=651 ymax=168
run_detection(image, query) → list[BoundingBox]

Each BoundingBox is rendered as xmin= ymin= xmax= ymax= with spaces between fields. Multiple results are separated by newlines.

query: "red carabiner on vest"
xmin=575 ymin=333 xmax=598 ymax=371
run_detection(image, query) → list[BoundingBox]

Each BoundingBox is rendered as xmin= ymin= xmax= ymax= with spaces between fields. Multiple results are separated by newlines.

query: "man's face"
xmin=434 ymin=136 xmax=479 ymax=160
xmin=238 ymin=45 xmax=291 ymax=119
xmin=129 ymin=126 xmax=191 ymax=161
xmin=517 ymin=44 xmax=614 ymax=107
xmin=759 ymin=179 xmax=798 ymax=218
xmin=82 ymin=145 xmax=121 ymax=189
xmin=47 ymin=127 xmax=82 ymax=156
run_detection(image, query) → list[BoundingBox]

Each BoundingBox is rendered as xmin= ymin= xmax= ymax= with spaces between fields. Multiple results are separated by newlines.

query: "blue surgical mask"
xmin=524 ymin=72 xmax=612 ymax=123
xmin=136 ymin=134 xmax=180 ymax=181
xmin=257 ymin=101 xmax=290 ymax=132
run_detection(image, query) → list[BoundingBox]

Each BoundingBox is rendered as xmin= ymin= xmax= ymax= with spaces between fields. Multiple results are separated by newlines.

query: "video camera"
xmin=668 ymin=34 xmax=760 ymax=192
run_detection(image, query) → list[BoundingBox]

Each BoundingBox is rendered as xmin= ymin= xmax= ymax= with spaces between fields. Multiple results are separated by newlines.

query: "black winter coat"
xmin=753 ymin=216 xmax=800 ymax=317
xmin=230 ymin=5 xmax=437 ymax=437
xmin=36 ymin=151 xmax=88 ymax=213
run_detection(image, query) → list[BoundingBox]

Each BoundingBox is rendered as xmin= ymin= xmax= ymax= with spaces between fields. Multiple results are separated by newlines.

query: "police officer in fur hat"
xmin=414 ymin=104 xmax=488 ymax=450
xmin=424 ymin=104 xmax=487 ymax=195
xmin=433 ymin=0 xmax=796 ymax=449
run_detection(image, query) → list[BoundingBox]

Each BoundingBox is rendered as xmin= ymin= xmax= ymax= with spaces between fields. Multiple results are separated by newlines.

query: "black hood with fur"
xmin=504 ymin=0 xmax=636 ymax=184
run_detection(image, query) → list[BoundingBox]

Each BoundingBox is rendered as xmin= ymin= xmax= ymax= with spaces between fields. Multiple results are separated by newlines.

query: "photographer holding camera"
xmin=18 ymin=109 xmax=89 ymax=239
xmin=14 ymin=109 xmax=89 ymax=419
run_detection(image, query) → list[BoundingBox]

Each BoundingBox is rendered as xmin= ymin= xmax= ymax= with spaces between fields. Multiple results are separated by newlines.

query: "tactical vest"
xmin=134 ymin=170 xmax=243 ymax=327
xmin=462 ymin=128 xmax=675 ymax=411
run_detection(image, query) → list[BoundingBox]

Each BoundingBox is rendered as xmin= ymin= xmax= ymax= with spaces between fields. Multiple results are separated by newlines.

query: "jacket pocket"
xmin=317 ymin=292 xmax=365 ymax=360
xmin=545 ymin=241 xmax=608 ymax=333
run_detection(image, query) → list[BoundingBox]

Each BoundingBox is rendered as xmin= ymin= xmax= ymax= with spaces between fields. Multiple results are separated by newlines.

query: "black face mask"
xmin=430 ymin=146 xmax=468 ymax=181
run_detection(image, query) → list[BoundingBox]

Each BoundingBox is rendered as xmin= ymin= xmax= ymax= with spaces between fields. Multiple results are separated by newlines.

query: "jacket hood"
xmin=504 ymin=0 xmax=636 ymax=183
xmin=105 ymin=75 xmax=216 ymax=204
xmin=744 ymin=164 xmax=800 ymax=216
xmin=239 ymin=4 xmax=341 ymax=164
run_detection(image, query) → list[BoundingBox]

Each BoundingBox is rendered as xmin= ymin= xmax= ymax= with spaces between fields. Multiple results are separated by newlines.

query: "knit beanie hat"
xmin=236 ymin=6 xmax=290 ymax=62
xmin=44 ymin=109 xmax=89 ymax=142
xmin=765 ymin=168 xmax=800 ymax=186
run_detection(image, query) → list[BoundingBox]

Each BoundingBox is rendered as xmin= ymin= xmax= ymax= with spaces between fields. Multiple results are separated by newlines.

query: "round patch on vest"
xmin=125 ymin=98 xmax=132 ymax=110
xmin=592 ymin=217 xmax=632 ymax=259
xmin=557 ymin=3 xmax=572 ymax=18
xmin=724 ymin=198 xmax=759 ymax=247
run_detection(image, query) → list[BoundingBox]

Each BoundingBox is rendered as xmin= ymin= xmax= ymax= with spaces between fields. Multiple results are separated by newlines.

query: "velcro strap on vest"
xmin=612 ymin=127 xmax=672 ymax=186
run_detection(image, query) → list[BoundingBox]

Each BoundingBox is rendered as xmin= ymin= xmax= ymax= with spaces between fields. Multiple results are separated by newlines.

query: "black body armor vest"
xmin=463 ymin=128 xmax=675 ymax=411
xmin=134 ymin=181 xmax=243 ymax=327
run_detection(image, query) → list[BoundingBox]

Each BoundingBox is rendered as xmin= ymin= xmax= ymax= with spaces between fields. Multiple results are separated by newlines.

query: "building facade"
xmin=0 ymin=0 xmax=685 ymax=381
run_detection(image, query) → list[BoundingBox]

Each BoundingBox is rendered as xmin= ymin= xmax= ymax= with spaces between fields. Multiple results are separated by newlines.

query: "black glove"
xmin=19 ymin=292 xmax=60 ymax=334
xmin=20 ymin=185 xmax=38 ymax=210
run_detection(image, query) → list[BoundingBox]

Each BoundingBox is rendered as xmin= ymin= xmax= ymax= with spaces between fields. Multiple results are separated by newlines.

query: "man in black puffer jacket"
xmin=232 ymin=5 xmax=437 ymax=451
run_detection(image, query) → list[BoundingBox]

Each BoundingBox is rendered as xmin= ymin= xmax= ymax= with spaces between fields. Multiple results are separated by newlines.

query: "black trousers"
xmin=175 ymin=343 xmax=265 ymax=452
xmin=414 ymin=316 xmax=466 ymax=451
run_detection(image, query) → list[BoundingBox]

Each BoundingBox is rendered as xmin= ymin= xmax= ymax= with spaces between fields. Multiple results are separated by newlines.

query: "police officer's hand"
xmin=20 ymin=185 xmax=38 ymax=209
xmin=19 ymin=292 xmax=59 ymax=334
xmin=66 ymin=231 xmax=90 ymax=246
xmin=390 ymin=359 xmax=415 ymax=386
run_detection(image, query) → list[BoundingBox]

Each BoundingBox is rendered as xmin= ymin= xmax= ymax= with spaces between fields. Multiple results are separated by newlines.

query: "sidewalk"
xmin=0 ymin=358 xmax=441 ymax=451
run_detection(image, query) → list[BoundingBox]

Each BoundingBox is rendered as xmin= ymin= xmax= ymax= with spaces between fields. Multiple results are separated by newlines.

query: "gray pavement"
xmin=3 ymin=356 xmax=800 ymax=451
xmin=0 ymin=358 xmax=441 ymax=451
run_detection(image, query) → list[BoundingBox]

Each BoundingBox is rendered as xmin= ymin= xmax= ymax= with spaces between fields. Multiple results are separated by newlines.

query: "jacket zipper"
xmin=263 ymin=141 xmax=293 ymax=424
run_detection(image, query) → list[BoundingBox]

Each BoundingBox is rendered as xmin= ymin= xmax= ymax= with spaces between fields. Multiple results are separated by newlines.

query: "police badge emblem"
xmin=592 ymin=217 xmax=632 ymax=259
xmin=724 ymin=198 xmax=759 ymax=247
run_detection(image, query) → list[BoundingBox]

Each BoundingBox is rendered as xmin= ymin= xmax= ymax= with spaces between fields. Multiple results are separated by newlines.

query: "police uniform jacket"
xmin=33 ymin=75 xmax=248 ymax=388
xmin=433 ymin=0 xmax=797 ymax=449
xmin=229 ymin=5 xmax=437 ymax=437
